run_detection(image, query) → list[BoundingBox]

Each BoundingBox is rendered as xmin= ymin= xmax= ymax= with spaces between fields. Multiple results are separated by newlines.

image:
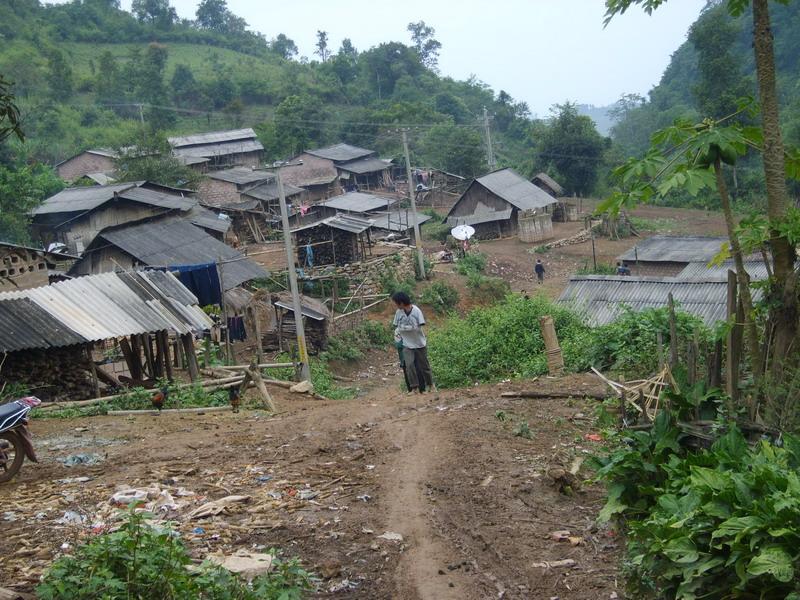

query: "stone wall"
xmin=0 ymin=344 xmax=94 ymax=402
xmin=304 ymin=245 xmax=417 ymax=297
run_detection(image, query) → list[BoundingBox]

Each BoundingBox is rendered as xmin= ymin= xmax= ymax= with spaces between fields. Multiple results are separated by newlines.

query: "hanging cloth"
xmin=167 ymin=263 xmax=222 ymax=306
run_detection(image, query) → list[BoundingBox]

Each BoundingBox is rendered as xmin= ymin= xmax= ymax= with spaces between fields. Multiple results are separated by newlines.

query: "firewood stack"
xmin=0 ymin=345 xmax=94 ymax=401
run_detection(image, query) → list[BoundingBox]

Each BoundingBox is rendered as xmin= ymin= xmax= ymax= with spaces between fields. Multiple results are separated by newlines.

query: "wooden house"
xmin=531 ymin=172 xmax=564 ymax=197
xmin=31 ymin=182 xmax=201 ymax=255
xmin=618 ymin=236 xmax=730 ymax=277
xmin=445 ymin=168 xmax=558 ymax=240
xmin=168 ymin=128 xmax=264 ymax=169
xmin=0 ymin=242 xmax=79 ymax=293
xmin=292 ymin=214 xmax=374 ymax=267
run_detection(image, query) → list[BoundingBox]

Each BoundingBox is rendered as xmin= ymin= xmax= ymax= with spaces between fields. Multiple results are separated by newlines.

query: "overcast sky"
xmin=113 ymin=0 xmax=703 ymax=116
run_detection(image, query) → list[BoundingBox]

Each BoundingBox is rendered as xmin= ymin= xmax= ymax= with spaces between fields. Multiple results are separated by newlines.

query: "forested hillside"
xmin=610 ymin=0 xmax=800 ymax=173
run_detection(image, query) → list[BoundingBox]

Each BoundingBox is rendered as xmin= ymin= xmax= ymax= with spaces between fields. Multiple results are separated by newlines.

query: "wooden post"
xmin=249 ymin=305 xmax=265 ymax=364
xmin=539 ymin=315 xmax=564 ymax=375
xmin=86 ymin=345 xmax=100 ymax=398
xmin=181 ymin=334 xmax=200 ymax=382
xmin=203 ymin=335 xmax=210 ymax=368
xmin=667 ymin=293 xmax=678 ymax=369
xmin=120 ymin=336 xmax=141 ymax=381
xmin=142 ymin=334 xmax=156 ymax=379
xmin=709 ymin=339 xmax=723 ymax=389
xmin=172 ymin=339 xmax=180 ymax=368
xmin=656 ymin=331 xmax=665 ymax=370
xmin=247 ymin=359 xmax=276 ymax=412
xmin=176 ymin=337 xmax=185 ymax=370
xmin=160 ymin=331 xmax=174 ymax=382
xmin=726 ymin=270 xmax=741 ymax=404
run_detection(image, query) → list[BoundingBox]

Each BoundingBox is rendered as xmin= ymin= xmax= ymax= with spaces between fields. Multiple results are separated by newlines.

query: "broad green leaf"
xmin=663 ymin=537 xmax=699 ymax=564
xmin=747 ymin=546 xmax=794 ymax=583
xmin=712 ymin=516 xmax=764 ymax=540
xmin=690 ymin=466 xmax=729 ymax=492
xmin=598 ymin=482 xmax=627 ymax=523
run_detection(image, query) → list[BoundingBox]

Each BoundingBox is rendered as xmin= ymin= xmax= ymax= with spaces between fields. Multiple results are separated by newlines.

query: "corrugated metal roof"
xmin=99 ymin=219 xmax=267 ymax=290
xmin=676 ymin=260 xmax=771 ymax=281
xmin=84 ymin=172 xmax=116 ymax=185
xmin=531 ymin=172 xmax=564 ymax=195
xmin=208 ymin=167 xmax=274 ymax=186
xmin=168 ymin=128 xmax=259 ymax=148
xmin=557 ymin=275 xmax=762 ymax=326
xmin=176 ymin=155 xmax=210 ymax=166
xmin=0 ymin=297 xmax=86 ymax=352
xmin=306 ymin=143 xmax=375 ymax=163
xmin=0 ymin=271 xmax=212 ymax=351
xmin=471 ymin=168 xmax=557 ymax=211
xmin=186 ymin=205 xmax=231 ymax=234
xmin=446 ymin=208 xmax=513 ymax=226
xmin=321 ymin=192 xmax=396 ymax=213
xmin=0 ymin=242 xmax=81 ymax=261
xmin=371 ymin=212 xmax=432 ymax=232
xmin=338 ymin=157 xmax=392 ymax=174
xmin=618 ymin=236 xmax=729 ymax=263
xmin=273 ymin=292 xmax=330 ymax=321
xmin=241 ymin=179 xmax=305 ymax=202
xmin=33 ymin=182 xmax=194 ymax=216
xmin=291 ymin=214 xmax=374 ymax=235
xmin=172 ymin=139 xmax=264 ymax=159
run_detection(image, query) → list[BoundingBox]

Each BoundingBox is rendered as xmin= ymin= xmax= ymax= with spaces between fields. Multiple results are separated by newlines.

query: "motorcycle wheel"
xmin=0 ymin=431 xmax=24 ymax=483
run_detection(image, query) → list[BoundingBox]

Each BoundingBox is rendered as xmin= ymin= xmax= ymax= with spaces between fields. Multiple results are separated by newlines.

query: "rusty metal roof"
xmin=0 ymin=271 xmax=213 ymax=352
xmin=558 ymin=275 xmax=762 ymax=326
xmin=532 ymin=172 xmax=564 ymax=195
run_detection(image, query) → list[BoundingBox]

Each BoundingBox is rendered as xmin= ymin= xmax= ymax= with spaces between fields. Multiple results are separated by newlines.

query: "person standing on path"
xmin=392 ymin=291 xmax=435 ymax=394
xmin=534 ymin=259 xmax=545 ymax=284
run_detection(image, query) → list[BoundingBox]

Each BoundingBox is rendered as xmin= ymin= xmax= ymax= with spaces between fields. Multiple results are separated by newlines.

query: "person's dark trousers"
xmin=402 ymin=346 xmax=433 ymax=390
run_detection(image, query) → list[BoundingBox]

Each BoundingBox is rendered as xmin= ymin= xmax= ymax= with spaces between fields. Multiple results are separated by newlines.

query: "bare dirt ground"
xmin=1 ymin=374 xmax=620 ymax=599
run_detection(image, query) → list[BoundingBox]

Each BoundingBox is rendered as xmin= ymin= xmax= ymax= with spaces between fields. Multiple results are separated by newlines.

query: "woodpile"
xmin=0 ymin=344 xmax=94 ymax=401
xmin=536 ymin=228 xmax=592 ymax=251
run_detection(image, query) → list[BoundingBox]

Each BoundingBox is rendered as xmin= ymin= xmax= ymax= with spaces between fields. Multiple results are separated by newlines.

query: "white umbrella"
xmin=450 ymin=225 xmax=476 ymax=241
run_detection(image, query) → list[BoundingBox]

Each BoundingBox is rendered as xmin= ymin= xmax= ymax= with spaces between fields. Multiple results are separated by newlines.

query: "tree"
xmin=315 ymin=30 xmax=330 ymax=62
xmin=170 ymin=63 xmax=198 ymax=107
xmin=604 ymin=0 xmax=799 ymax=384
xmin=44 ymin=49 xmax=73 ymax=100
xmin=273 ymin=94 xmax=327 ymax=156
xmin=330 ymin=39 xmax=359 ymax=85
xmin=135 ymin=43 xmax=175 ymax=129
xmin=538 ymin=102 xmax=606 ymax=195
xmin=407 ymin=21 xmax=442 ymax=70
xmin=131 ymin=0 xmax=176 ymax=28
xmin=0 ymin=75 xmax=24 ymax=144
xmin=421 ymin=123 xmax=486 ymax=177
xmin=272 ymin=34 xmax=298 ymax=60
xmin=115 ymin=132 xmax=201 ymax=189
xmin=95 ymin=51 xmax=120 ymax=105
xmin=688 ymin=11 xmax=752 ymax=119
xmin=434 ymin=92 xmax=470 ymax=124
xmin=195 ymin=0 xmax=226 ymax=30
xmin=0 ymin=162 xmax=63 ymax=244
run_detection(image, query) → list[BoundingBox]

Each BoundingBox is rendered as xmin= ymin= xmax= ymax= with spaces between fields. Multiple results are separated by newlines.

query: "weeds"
xmin=455 ymin=252 xmax=487 ymax=276
xmin=37 ymin=508 xmax=314 ymax=599
xmin=575 ymin=261 xmax=617 ymax=275
xmin=465 ymin=272 xmax=510 ymax=302
xmin=321 ymin=321 xmax=393 ymax=362
xmin=419 ymin=282 xmax=460 ymax=314
xmin=512 ymin=420 xmax=532 ymax=439
xmin=533 ymin=245 xmax=550 ymax=254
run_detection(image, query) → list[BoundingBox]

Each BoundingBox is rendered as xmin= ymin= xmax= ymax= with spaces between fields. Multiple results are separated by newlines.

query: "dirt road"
xmin=0 ymin=375 xmax=620 ymax=599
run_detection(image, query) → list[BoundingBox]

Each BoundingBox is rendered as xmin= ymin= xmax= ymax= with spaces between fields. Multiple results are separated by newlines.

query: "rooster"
xmin=151 ymin=387 xmax=169 ymax=412
xmin=228 ymin=387 xmax=241 ymax=413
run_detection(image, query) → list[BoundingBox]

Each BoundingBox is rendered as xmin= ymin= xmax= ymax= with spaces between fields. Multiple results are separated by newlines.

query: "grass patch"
xmin=418 ymin=282 xmax=460 ymax=314
xmin=321 ymin=321 xmax=393 ymax=362
xmin=629 ymin=216 xmax=679 ymax=232
xmin=575 ymin=261 xmax=618 ymax=275
xmin=465 ymin=272 xmax=510 ymax=302
xmin=454 ymin=252 xmax=487 ymax=276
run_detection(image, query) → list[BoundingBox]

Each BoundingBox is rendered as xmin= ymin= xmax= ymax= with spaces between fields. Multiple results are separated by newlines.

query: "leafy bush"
xmin=575 ymin=261 xmax=617 ymax=275
xmin=533 ymin=245 xmax=550 ymax=254
xmin=414 ymin=255 xmax=434 ymax=280
xmin=465 ymin=272 xmax=510 ymax=302
xmin=37 ymin=509 xmax=313 ymax=599
xmin=321 ymin=321 xmax=393 ymax=362
xmin=592 ymin=413 xmax=800 ymax=599
xmin=419 ymin=282 xmax=460 ymax=314
xmin=270 ymin=355 xmax=355 ymax=400
xmin=427 ymin=294 xmax=593 ymax=388
xmin=455 ymin=252 xmax=487 ymax=276
xmin=379 ymin=268 xmax=416 ymax=300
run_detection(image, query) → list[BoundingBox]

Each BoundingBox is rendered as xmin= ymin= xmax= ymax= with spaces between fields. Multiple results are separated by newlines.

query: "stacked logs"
xmin=0 ymin=344 xmax=94 ymax=401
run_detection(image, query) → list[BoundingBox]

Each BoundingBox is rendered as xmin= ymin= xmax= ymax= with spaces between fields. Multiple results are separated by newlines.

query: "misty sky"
xmin=113 ymin=0 xmax=703 ymax=116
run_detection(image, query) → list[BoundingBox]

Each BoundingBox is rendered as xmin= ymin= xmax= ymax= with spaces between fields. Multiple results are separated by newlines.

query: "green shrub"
xmin=419 ymin=282 xmax=460 ymax=314
xmin=465 ymin=272 xmax=510 ymax=302
xmin=427 ymin=294 xmax=593 ymax=388
xmin=37 ymin=509 xmax=313 ymax=600
xmin=270 ymin=355 xmax=356 ymax=400
xmin=575 ymin=261 xmax=617 ymax=275
xmin=379 ymin=268 xmax=416 ymax=299
xmin=533 ymin=245 xmax=550 ymax=254
xmin=592 ymin=414 xmax=800 ymax=599
xmin=455 ymin=252 xmax=487 ymax=276
xmin=321 ymin=321 xmax=393 ymax=362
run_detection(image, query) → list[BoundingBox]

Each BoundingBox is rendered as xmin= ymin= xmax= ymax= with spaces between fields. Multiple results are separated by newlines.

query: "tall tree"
xmin=195 ymin=0 xmax=227 ymax=30
xmin=407 ymin=21 xmax=442 ymax=70
xmin=421 ymin=123 xmax=486 ymax=177
xmin=315 ymin=30 xmax=330 ymax=62
xmin=538 ymin=102 xmax=606 ymax=195
xmin=138 ymin=43 xmax=174 ymax=129
xmin=0 ymin=75 xmax=24 ymax=144
xmin=44 ymin=49 xmax=73 ymax=100
xmin=131 ymin=0 xmax=177 ymax=28
xmin=272 ymin=34 xmax=298 ymax=60
xmin=95 ymin=51 xmax=120 ymax=104
xmin=0 ymin=162 xmax=63 ymax=244
xmin=604 ymin=0 xmax=799 ymax=379
xmin=170 ymin=63 xmax=198 ymax=107
xmin=274 ymin=94 xmax=327 ymax=155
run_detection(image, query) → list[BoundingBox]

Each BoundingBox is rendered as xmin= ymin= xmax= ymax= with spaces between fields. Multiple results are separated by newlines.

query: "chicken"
xmin=151 ymin=387 xmax=169 ymax=412
xmin=228 ymin=387 xmax=241 ymax=413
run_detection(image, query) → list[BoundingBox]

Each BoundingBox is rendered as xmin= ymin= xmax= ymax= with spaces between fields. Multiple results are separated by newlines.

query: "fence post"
xmin=667 ymin=293 xmax=678 ymax=369
xmin=726 ymin=270 xmax=741 ymax=405
xmin=539 ymin=315 xmax=564 ymax=375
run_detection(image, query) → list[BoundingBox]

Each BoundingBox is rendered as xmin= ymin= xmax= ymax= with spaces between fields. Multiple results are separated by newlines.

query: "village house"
xmin=531 ymin=172 xmax=564 ymax=197
xmin=55 ymin=149 xmax=118 ymax=182
xmin=315 ymin=191 xmax=429 ymax=242
xmin=279 ymin=155 xmax=340 ymax=203
xmin=318 ymin=191 xmax=396 ymax=217
xmin=292 ymin=214 xmax=374 ymax=267
xmin=31 ymin=181 xmax=201 ymax=254
xmin=70 ymin=217 xmax=267 ymax=291
xmin=445 ymin=168 xmax=558 ymax=240
xmin=0 ymin=270 xmax=212 ymax=400
xmin=168 ymin=128 xmax=264 ymax=169
xmin=0 ymin=242 xmax=79 ymax=293
xmin=618 ymin=235 xmax=730 ymax=277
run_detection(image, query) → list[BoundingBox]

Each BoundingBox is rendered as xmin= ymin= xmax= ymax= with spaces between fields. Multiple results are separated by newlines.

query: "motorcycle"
xmin=0 ymin=396 xmax=40 ymax=483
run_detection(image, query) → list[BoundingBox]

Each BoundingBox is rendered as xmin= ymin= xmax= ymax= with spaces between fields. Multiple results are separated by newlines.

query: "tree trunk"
xmin=752 ymin=0 xmax=798 ymax=373
xmin=714 ymin=158 xmax=763 ymax=396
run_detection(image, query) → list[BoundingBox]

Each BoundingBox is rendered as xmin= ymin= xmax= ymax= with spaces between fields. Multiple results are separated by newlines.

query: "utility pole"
xmin=483 ymin=106 xmax=496 ymax=171
xmin=401 ymin=129 xmax=426 ymax=280
xmin=276 ymin=167 xmax=311 ymax=382
xmin=137 ymin=103 xmax=145 ymax=124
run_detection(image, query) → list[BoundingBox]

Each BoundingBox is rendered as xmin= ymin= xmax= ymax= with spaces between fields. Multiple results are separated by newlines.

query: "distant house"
xmin=369 ymin=210 xmax=432 ymax=242
xmin=531 ymin=172 xmax=564 ymax=197
xmin=318 ymin=191 xmax=396 ymax=217
xmin=445 ymin=168 xmax=558 ymax=240
xmin=292 ymin=214 xmax=374 ymax=267
xmin=675 ymin=259 xmax=771 ymax=281
xmin=197 ymin=167 xmax=276 ymax=209
xmin=56 ymin=149 xmax=117 ymax=182
xmin=288 ymin=143 xmax=393 ymax=199
xmin=168 ymin=128 xmax=264 ymax=169
xmin=316 ymin=191 xmax=429 ymax=241
xmin=31 ymin=182 xmax=200 ymax=255
xmin=618 ymin=236 xmax=730 ymax=277
xmin=0 ymin=242 xmax=79 ymax=292
xmin=71 ymin=218 xmax=267 ymax=291
xmin=558 ymin=275 xmax=762 ymax=327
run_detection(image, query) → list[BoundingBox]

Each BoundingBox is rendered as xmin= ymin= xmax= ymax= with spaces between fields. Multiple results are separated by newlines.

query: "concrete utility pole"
xmin=483 ymin=106 xmax=496 ymax=171
xmin=276 ymin=167 xmax=311 ymax=382
xmin=401 ymin=129 xmax=426 ymax=280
